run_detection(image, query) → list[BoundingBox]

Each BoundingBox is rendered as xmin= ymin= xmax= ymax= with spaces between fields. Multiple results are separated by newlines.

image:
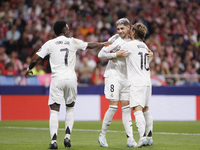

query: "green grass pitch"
xmin=0 ymin=121 xmax=200 ymax=150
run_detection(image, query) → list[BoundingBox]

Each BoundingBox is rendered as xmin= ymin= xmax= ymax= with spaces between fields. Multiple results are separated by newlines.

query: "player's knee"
xmin=120 ymin=100 xmax=129 ymax=107
xmin=143 ymin=106 xmax=149 ymax=112
xmin=66 ymin=101 xmax=75 ymax=107
xmin=50 ymin=103 xmax=60 ymax=111
xmin=109 ymin=100 xmax=118 ymax=106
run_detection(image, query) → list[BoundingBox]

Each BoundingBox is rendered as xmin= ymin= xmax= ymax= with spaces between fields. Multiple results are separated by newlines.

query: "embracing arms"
xmin=87 ymin=41 xmax=112 ymax=49
xmin=98 ymin=44 xmax=129 ymax=59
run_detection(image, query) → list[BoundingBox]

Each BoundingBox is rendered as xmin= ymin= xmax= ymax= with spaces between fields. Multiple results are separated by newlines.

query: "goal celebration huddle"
xmin=25 ymin=18 xmax=153 ymax=149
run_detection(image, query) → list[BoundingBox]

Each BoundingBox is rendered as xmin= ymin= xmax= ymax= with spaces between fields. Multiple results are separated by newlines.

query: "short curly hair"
xmin=116 ymin=18 xmax=130 ymax=26
xmin=53 ymin=21 xmax=66 ymax=36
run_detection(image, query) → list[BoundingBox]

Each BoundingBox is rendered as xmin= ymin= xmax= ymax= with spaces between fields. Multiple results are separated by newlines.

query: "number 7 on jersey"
xmin=60 ymin=48 xmax=69 ymax=66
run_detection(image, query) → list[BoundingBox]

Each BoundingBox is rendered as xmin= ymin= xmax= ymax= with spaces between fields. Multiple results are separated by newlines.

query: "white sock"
xmin=134 ymin=111 xmax=146 ymax=138
xmin=144 ymin=111 xmax=153 ymax=137
xmin=100 ymin=105 xmax=117 ymax=137
xmin=122 ymin=105 xmax=133 ymax=142
xmin=49 ymin=110 xmax=59 ymax=144
xmin=64 ymin=106 xmax=74 ymax=140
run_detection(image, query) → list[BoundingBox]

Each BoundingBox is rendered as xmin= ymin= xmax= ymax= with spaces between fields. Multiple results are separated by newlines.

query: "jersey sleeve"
xmin=72 ymin=38 xmax=88 ymax=50
xmin=98 ymin=34 xmax=120 ymax=59
xmin=108 ymin=34 xmax=120 ymax=42
xmin=98 ymin=47 xmax=117 ymax=59
xmin=36 ymin=41 xmax=50 ymax=59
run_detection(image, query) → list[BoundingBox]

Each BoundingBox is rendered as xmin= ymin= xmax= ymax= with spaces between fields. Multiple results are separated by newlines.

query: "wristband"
xmin=27 ymin=68 xmax=32 ymax=72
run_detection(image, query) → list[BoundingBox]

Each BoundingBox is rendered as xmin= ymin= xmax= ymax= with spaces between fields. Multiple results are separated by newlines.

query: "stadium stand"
xmin=0 ymin=0 xmax=199 ymax=86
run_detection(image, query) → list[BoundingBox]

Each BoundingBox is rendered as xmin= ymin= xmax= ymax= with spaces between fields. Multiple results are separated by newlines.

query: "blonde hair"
xmin=131 ymin=23 xmax=147 ymax=41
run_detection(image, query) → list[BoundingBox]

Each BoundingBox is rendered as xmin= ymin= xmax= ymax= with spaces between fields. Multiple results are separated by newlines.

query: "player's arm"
xmin=116 ymin=50 xmax=130 ymax=58
xmin=98 ymin=48 xmax=129 ymax=59
xmin=98 ymin=46 xmax=117 ymax=59
xmin=96 ymin=34 xmax=118 ymax=53
xmin=98 ymin=43 xmax=129 ymax=59
xmin=146 ymin=49 xmax=153 ymax=61
xmin=86 ymin=41 xmax=112 ymax=49
xmin=25 ymin=55 xmax=42 ymax=78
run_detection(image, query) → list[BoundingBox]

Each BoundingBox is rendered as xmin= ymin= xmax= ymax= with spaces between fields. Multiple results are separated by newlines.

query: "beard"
xmin=119 ymin=33 xmax=126 ymax=39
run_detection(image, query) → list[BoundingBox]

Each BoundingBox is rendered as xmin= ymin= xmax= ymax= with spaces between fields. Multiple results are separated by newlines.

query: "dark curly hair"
xmin=53 ymin=21 xmax=66 ymax=36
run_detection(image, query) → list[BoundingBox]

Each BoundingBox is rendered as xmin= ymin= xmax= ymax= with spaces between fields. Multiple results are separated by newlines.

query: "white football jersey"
xmin=121 ymin=39 xmax=151 ymax=86
xmin=103 ymin=34 xmax=131 ymax=80
xmin=36 ymin=36 xmax=88 ymax=80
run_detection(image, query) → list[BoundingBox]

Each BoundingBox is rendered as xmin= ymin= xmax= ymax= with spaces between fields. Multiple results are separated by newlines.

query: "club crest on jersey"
xmin=111 ymin=93 xmax=113 ymax=97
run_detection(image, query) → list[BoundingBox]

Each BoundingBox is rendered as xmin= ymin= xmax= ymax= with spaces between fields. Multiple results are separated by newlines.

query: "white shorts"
xmin=104 ymin=76 xmax=129 ymax=101
xmin=129 ymin=85 xmax=151 ymax=108
xmin=48 ymin=78 xmax=78 ymax=105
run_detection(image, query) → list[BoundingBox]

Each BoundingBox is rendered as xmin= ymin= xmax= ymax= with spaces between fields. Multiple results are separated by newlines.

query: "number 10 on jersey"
xmin=138 ymin=52 xmax=149 ymax=71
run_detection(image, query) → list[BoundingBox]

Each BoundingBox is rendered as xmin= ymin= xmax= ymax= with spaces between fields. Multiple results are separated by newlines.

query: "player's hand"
xmin=25 ymin=70 xmax=33 ymax=78
xmin=116 ymin=50 xmax=130 ymax=58
xmin=146 ymin=49 xmax=153 ymax=60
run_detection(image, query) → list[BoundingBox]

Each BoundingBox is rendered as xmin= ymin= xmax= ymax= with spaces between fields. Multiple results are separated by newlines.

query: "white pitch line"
xmin=1 ymin=126 xmax=200 ymax=136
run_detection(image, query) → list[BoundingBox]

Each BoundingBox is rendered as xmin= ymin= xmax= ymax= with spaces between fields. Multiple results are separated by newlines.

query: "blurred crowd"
xmin=0 ymin=0 xmax=200 ymax=86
